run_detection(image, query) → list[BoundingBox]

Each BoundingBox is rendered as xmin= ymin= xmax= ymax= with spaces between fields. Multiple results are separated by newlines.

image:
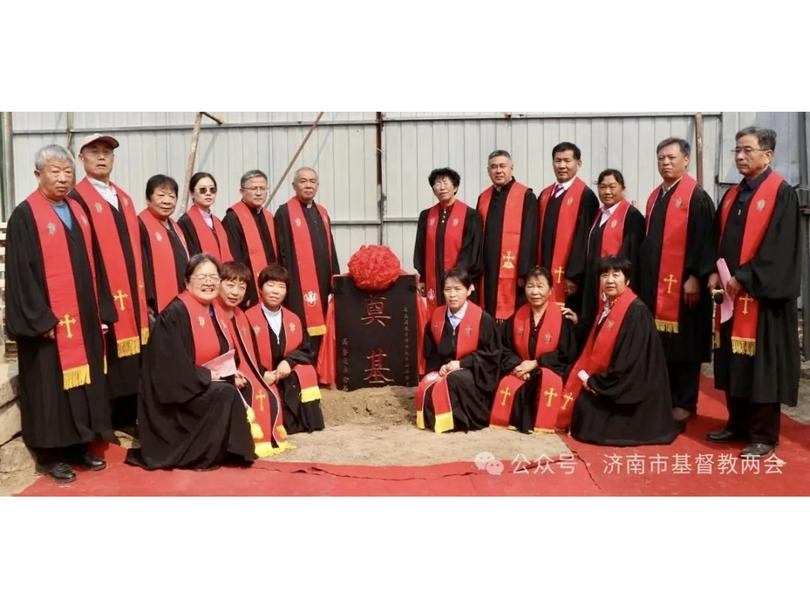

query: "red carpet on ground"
xmin=18 ymin=376 xmax=809 ymax=496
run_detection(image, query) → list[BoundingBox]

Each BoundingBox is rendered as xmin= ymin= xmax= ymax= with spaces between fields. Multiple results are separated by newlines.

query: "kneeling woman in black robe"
xmin=565 ymin=256 xmax=678 ymax=446
xmin=126 ymin=254 xmax=256 ymax=470
xmin=416 ymin=268 xmax=500 ymax=432
xmin=491 ymin=266 xmax=577 ymax=434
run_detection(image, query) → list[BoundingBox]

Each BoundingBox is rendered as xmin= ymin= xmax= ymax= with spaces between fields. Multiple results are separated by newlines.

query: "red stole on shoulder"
xmin=139 ymin=209 xmax=188 ymax=312
xmin=75 ymin=177 xmax=149 ymax=355
xmin=590 ymin=199 xmax=631 ymax=257
xmin=229 ymin=200 xmax=276 ymax=284
xmin=285 ymin=197 xmax=333 ymax=336
xmin=645 ymin=175 xmax=697 ymax=334
xmin=415 ymin=302 xmax=483 ymax=433
xmin=489 ymin=303 xmax=564 ymax=431
xmin=556 ymin=288 xmax=637 ymax=430
xmin=228 ymin=307 xmax=289 ymax=457
xmin=715 ymin=171 xmax=783 ymax=356
xmin=423 ymin=200 xmax=468 ymax=315
xmin=27 ymin=190 xmax=100 ymax=390
xmin=538 ymin=177 xmax=587 ymax=304
xmin=477 ymin=181 xmax=529 ymax=320
xmin=177 ymin=291 xmax=232 ymax=365
xmin=245 ymin=304 xmax=321 ymax=403
xmin=185 ymin=204 xmax=233 ymax=262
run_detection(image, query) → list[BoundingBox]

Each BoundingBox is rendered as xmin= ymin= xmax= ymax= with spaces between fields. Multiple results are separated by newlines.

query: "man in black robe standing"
xmin=5 ymin=144 xmax=116 ymax=483
xmin=638 ymin=138 xmax=715 ymax=425
xmin=707 ymin=126 xmax=801 ymax=458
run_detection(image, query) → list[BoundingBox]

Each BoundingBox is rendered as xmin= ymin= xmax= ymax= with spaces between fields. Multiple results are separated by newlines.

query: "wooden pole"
xmin=182 ymin=112 xmax=203 ymax=213
xmin=265 ymin=112 xmax=325 ymax=208
xmin=695 ymin=112 xmax=704 ymax=187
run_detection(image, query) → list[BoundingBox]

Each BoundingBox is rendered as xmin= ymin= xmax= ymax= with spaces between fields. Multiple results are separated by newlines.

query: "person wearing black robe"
xmin=414 ymin=167 xmax=482 ymax=309
xmin=222 ymin=170 xmax=277 ymax=309
xmin=274 ymin=167 xmax=339 ymax=344
xmin=477 ymin=150 xmax=538 ymax=321
xmin=706 ymin=127 xmax=801 ymax=458
xmin=579 ymin=169 xmax=645 ymax=345
xmin=420 ymin=269 xmax=501 ymax=432
xmin=71 ymin=133 xmax=146 ymax=433
xmin=138 ymin=174 xmax=189 ymax=317
xmin=126 ymin=254 xmax=256 ymax=470
xmin=498 ymin=268 xmax=578 ymax=433
xmin=177 ymin=172 xmax=233 ymax=261
xmin=537 ymin=142 xmax=599 ymax=314
xmin=638 ymin=138 xmax=716 ymax=424
xmin=5 ymin=145 xmax=116 ymax=483
xmin=570 ymin=256 xmax=678 ymax=446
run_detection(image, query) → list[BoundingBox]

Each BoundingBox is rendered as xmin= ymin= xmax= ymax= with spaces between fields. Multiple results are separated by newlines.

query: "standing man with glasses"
xmin=223 ymin=169 xmax=278 ymax=309
xmin=706 ymin=126 xmax=801 ymax=458
xmin=274 ymin=167 xmax=340 ymax=342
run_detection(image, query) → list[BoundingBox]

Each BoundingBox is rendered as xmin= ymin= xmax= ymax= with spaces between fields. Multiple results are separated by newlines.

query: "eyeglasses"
xmin=732 ymin=147 xmax=768 ymax=156
xmin=241 ymin=186 xmax=267 ymax=192
xmin=197 ymin=187 xmax=217 ymax=195
xmin=190 ymin=274 xmax=221 ymax=283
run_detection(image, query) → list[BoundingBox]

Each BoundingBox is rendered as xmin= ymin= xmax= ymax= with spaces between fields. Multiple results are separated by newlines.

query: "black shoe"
xmin=37 ymin=462 xmax=76 ymax=484
xmin=740 ymin=443 xmax=775 ymax=459
xmin=69 ymin=449 xmax=107 ymax=471
xmin=706 ymin=428 xmax=748 ymax=443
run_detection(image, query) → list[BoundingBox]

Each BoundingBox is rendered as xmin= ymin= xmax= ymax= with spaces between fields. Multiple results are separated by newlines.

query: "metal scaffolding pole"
xmin=1 ymin=112 xmax=15 ymax=221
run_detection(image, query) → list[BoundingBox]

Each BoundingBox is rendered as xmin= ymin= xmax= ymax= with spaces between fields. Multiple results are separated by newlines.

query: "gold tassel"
xmin=416 ymin=410 xmax=425 ymax=429
xmin=307 ymin=325 xmax=327 ymax=337
xmin=533 ymin=427 xmax=556 ymax=435
xmin=117 ymin=336 xmax=142 ymax=358
xmin=655 ymin=319 xmax=679 ymax=334
xmin=713 ymin=331 xmax=720 ymax=349
xmin=434 ymin=411 xmax=454 ymax=434
xmin=254 ymin=440 xmax=295 ymax=458
xmin=276 ymin=425 xmax=288 ymax=441
xmin=141 ymin=327 xmax=150 ymax=345
xmin=731 ymin=337 xmax=756 ymax=356
xmin=300 ymin=385 xmax=321 ymax=403
xmin=63 ymin=365 xmax=91 ymax=390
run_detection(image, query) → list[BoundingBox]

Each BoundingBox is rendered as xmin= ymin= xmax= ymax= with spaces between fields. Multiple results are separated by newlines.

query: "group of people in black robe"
xmin=5 ymin=126 xmax=801 ymax=484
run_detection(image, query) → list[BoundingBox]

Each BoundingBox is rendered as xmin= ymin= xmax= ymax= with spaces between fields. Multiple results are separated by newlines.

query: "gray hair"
xmin=240 ymin=169 xmax=268 ymax=188
xmin=34 ymin=144 xmax=75 ymax=171
xmin=735 ymin=126 xmax=777 ymax=152
xmin=656 ymin=137 xmax=691 ymax=156
xmin=293 ymin=166 xmax=318 ymax=181
xmin=488 ymin=149 xmax=512 ymax=162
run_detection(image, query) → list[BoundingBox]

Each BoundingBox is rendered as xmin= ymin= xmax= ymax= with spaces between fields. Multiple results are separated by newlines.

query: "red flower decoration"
xmin=347 ymin=245 xmax=402 ymax=291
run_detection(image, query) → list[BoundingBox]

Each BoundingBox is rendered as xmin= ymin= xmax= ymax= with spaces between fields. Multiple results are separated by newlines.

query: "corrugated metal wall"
xmin=7 ymin=111 xmax=800 ymax=272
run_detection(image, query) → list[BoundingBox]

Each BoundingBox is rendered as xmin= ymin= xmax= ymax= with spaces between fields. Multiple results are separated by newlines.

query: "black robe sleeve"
xmin=222 ymin=210 xmax=248 ymax=266
xmin=4 ymin=203 xmax=59 ymax=338
xmin=413 ymin=209 xmax=428 ymax=278
xmin=538 ymin=317 xmax=577 ymax=378
xmin=282 ymin=331 xmax=319 ymax=368
xmin=139 ymin=219 xmax=158 ymax=318
xmin=423 ymin=323 xmax=442 ymax=374
xmin=177 ymin=214 xmax=203 ymax=257
xmin=621 ymin=206 xmax=646 ymax=290
xmin=733 ymin=182 xmax=801 ymax=300
xmin=566 ymin=188 xmax=600 ymax=284
xmin=460 ymin=206 xmax=483 ymax=281
xmin=684 ymin=187 xmax=717 ymax=279
xmin=458 ymin=311 xmax=501 ymax=392
xmin=518 ymin=189 xmax=539 ymax=276
xmin=498 ymin=315 xmax=522 ymax=373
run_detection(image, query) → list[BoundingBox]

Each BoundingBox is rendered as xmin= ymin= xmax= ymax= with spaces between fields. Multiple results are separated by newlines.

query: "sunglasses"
xmin=197 ymin=187 xmax=217 ymax=195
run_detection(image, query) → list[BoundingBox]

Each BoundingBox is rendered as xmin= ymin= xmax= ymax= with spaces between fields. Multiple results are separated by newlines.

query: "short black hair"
xmin=444 ymin=267 xmax=472 ymax=289
xmin=552 ymin=142 xmax=581 ymax=161
xmin=428 ymin=167 xmax=461 ymax=189
xmin=598 ymin=255 xmax=632 ymax=281
xmin=257 ymin=263 xmax=290 ymax=289
xmin=190 ymin=171 xmax=217 ymax=192
xmin=525 ymin=266 xmax=553 ymax=287
xmin=146 ymin=174 xmax=179 ymax=199
xmin=597 ymin=168 xmax=625 ymax=188
xmin=735 ymin=126 xmax=777 ymax=153
xmin=220 ymin=261 xmax=251 ymax=284
xmin=184 ymin=253 xmax=222 ymax=284
xmin=656 ymin=137 xmax=691 ymax=156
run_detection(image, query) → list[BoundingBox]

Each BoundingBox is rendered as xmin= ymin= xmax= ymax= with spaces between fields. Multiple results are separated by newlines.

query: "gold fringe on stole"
xmin=433 ymin=411 xmax=454 ymax=434
xmin=307 ymin=325 xmax=327 ymax=337
xmin=532 ymin=427 xmax=556 ymax=435
xmin=103 ymin=356 xmax=108 ymax=374
xmin=731 ymin=337 xmax=756 ymax=356
xmin=655 ymin=319 xmax=679 ymax=334
xmin=713 ymin=330 xmax=720 ymax=349
xmin=416 ymin=410 xmax=425 ymax=429
xmin=276 ymin=425 xmax=288 ymax=441
xmin=117 ymin=336 xmax=142 ymax=358
xmin=63 ymin=365 xmax=91 ymax=390
xmin=141 ymin=327 xmax=150 ymax=345
xmin=300 ymin=385 xmax=321 ymax=403
xmin=254 ymin=440 xmax=295 ymax=458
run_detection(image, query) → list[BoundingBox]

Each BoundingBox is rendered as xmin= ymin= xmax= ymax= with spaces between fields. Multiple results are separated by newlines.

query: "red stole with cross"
xmin=714 ymin=171 xmax=783 ymax=356
xmin=229 ymin=200 xmax=276 ymax=286
xmin=415 ymin=302 xmax=482 ymax=433
xmin=538 ymin=177 xmax=587 ymax=304
xmin=489 ymin=303 xmax=564 ymax=432
xmin=590 ymin=199 xmax=632 ymax=258
xmin=285 ymin=197 xmax=333 ymax=336
xmin=556 ymin=288 xmax=637 ymax=430
xmin=245 ymin=304 xmax=320 ymax=403
xmin=139 ymin=209 xmax=188 ymax=312
xmin=27 ymin=190 xmax=100 ymax=390
xmin=644 ymin=175 xmax=697 ymax=334
xmin=177 ymin=291 xmax=232 ymax=365
xmin=424 ymin=199 xmax=468 ymax=315
xmin=229 ymin=307 xmax=290 ymax=457
xmin=185 ymin=204 xmax=233 ymax=262
xmin=477 ymin=182 xmax=529 ymax=320
xmin=75 ymin=177 xmax=150 ymax=355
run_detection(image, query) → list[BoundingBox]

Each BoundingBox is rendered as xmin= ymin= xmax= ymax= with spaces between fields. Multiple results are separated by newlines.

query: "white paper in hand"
xmin=716 ymin=258 xmax=735 ymax=323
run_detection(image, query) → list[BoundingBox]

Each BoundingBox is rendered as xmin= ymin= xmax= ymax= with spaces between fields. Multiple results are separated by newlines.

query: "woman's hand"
xmin=234 ymin=371 xmax=248 ymax=389
xmin=276 ymin=360 xmax=292 ymax=380
xmin=439 ymin=360 xmax=461 ymax=376
xmin=560 ymin=306 xmax=578 ymax=325
xmin=263 ymin=370 xmax=277 ymax=385
xmin=513 ymin=359 xmax=538 ymax=378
